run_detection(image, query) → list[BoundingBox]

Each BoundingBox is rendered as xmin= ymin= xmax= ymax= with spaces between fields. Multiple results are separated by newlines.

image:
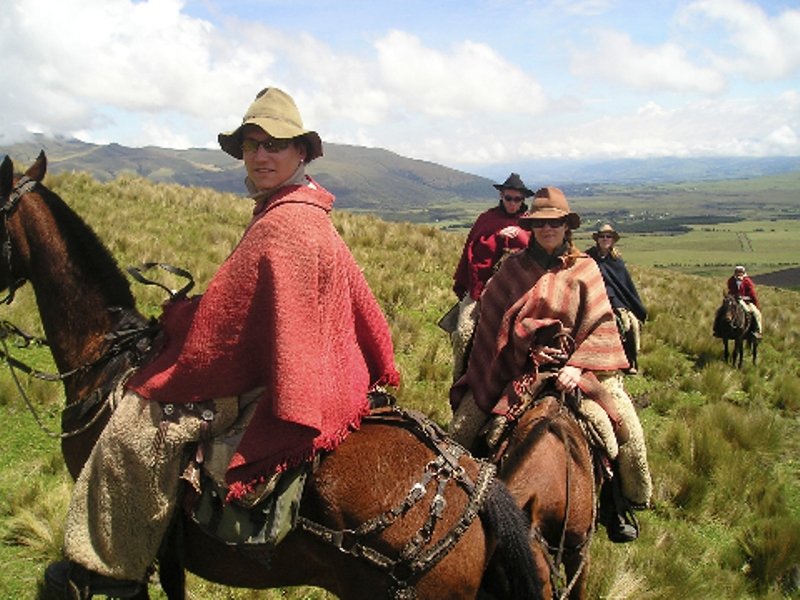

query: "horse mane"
xmin=38 ymin=182 xmax=136 ymax=310
xmin=502 ymin=398 xmax=585 ymax=473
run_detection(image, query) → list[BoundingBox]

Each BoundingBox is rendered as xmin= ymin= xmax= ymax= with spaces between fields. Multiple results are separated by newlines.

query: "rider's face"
xmin=242 ymin=126 xmax=306 ymax=191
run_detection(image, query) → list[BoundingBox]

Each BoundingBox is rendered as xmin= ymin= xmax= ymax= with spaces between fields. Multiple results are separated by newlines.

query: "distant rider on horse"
xmin=727 ymin=265 xmax=762 ymax=338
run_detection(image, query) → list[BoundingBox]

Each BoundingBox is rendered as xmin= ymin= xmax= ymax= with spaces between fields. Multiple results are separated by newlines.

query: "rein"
xmin=495 ymin=384 xmax=594 ymax=599
xmin=0 ymin=316 xmax=159 ymax=439
xmin=297 ymin=406 xmax=496 ymax=599
xmin=0 ymin=172 xmax=181 ymax=439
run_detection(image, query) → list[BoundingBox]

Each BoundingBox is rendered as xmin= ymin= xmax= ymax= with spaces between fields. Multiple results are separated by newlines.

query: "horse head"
xmin=0 ymin=152 xmax=48 ymax=298
xmin=721 ymin=293 xmax=748 ymax=332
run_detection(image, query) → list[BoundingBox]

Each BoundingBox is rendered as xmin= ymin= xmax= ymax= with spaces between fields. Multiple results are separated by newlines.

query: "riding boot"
xmin=598 ymin=477 xmax=638 ymax=543
xmin=621 ymin=329 xmax=638 ymax=375
xmin=45 ymin=560 xmax=144 ymax=599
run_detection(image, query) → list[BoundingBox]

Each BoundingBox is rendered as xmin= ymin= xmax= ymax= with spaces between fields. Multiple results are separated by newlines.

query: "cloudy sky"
xmin=2 ymin=0 xmax=799 ymax=174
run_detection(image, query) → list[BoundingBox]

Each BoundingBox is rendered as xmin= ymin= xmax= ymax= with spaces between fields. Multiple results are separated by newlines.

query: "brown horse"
xmin=713 ymin=293 xmax=758 ymax=368
xmin=0 ymin=152 xmax=540 ymax=600
xmin=480 ymin=386 xmax=597 ymax=600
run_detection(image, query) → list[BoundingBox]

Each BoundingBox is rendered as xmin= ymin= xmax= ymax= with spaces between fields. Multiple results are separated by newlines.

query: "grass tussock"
xmin=0 ymin=172 xmax=799 ymax=598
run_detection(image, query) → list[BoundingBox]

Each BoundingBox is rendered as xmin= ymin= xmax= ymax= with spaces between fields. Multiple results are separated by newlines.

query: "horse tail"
xmin=480 ymin=479 xmax=542 ymax=599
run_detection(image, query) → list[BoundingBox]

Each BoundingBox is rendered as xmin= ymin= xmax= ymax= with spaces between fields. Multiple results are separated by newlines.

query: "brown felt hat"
xmin=519 ymin=187 xmax=580 ymax=229
xmin=592 ymin=223 xmax=620 ymax=242
xmin=218 ymin=87 xmax=323 ymax=162
xmin=492 ymin=172 xmax=533 ymax=197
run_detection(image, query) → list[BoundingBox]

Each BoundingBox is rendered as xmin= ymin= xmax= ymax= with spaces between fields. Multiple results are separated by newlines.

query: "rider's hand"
xmin=555 ymin=365 xmax=582 ymax=393
xmin=498 ymin=225 xmax=521 ymax=239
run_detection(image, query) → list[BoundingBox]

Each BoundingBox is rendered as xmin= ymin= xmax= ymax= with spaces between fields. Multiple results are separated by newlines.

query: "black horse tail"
xmin=480 ymin=479 xmax=542 ymax=599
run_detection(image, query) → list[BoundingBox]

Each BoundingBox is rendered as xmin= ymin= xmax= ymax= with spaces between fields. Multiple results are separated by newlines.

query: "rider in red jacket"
xmin=450 ymin=173 xmax=532 ymax=381
xmin=726 ymin=265 xmax=762 ymax=337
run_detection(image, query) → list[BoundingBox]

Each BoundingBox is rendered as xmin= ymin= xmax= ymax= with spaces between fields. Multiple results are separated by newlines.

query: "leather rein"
xmin=0 ymin=175 xmax=171 ymax=438
xmin=491 ymin=380 xmax=595 ymax=599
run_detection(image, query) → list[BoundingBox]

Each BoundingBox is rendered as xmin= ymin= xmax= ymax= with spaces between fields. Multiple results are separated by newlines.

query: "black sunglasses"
xmin=502 ymin=194 xmax=524 ymax=203
xmin=529 ymin=218 xmax=567 ymax=229
xmin=241 ymin=138 xmax=293 ymax=154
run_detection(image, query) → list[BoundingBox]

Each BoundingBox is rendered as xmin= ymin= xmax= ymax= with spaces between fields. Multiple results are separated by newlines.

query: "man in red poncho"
xmin=449 ymin=173 xmax=532 ymax=380
xmin=46 ymin=87 xmax=400 ymax=597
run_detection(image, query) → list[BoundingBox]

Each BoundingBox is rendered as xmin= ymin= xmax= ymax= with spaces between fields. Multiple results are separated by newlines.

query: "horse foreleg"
xmin=563 ymin=549 xmax=590 ymax=600
xmin=157 ymin=533 xmax=186 ymax=600
xmin=735 ymin=338 xmax=745 ymax=369
xmin=530 ymin=544 xmax=554 ymax=600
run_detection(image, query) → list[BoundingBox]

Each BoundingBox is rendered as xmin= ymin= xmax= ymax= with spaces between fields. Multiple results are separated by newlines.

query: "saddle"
xmin=482 ymin=374 xmax=625 ymax=463
xmin=180 ymin=389 xmax=400 ymax=562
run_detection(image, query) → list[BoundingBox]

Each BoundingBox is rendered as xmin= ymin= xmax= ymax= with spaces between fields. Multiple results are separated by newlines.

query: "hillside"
xmin=2 ymin=135 xmax=800 ymax=227
xmin=0 ymin=172 xmax=798 ymax=598
xmin=0 ymin=135 xmax=492 ymax=221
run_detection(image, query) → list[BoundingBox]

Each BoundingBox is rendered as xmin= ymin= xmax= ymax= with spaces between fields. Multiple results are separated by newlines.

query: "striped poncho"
xmin=451 ymin=246 xmax=628 ymax=415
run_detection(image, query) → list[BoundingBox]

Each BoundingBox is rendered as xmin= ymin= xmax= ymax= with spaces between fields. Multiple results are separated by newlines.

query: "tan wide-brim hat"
xmin=218 ymin=87 xmax=323 ymax=162
xmin=519 ymin=187 xmax=581 ymax=229
xmin=592 ymin=223 xmax=620 ymax=242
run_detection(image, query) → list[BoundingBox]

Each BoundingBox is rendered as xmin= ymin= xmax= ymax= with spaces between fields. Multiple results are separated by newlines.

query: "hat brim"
xmin=218 ymin=119 xmax=323 ymax=162
xmin=520 ymin=209 xmax=580 ymax=230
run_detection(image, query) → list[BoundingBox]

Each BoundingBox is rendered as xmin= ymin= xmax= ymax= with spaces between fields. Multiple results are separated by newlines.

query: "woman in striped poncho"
xmin=450 ymin=187 xmax=651 ymax=543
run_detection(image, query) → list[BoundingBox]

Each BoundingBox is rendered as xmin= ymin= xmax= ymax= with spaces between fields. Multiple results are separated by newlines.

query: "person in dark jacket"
xmin=449 ymin=173 xmax=532 ymax=380
xmin=586 ymin=224 xmax=647 ymax=374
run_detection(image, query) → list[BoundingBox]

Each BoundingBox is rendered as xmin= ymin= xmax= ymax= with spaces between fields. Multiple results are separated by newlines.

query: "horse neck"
xmin=10 ymin=190 xmax=139 ymax=380
xmin=504 ymin=397 xmax=564 ymax=468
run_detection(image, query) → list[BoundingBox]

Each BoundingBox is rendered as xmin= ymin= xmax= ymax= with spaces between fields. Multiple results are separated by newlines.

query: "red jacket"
xmin=727 ymin=275 xmax=759 ymax=308
xmin=453 ymin=205 xmax=531 ymax=301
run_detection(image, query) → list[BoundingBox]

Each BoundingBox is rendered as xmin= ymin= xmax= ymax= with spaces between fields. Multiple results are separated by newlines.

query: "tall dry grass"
xmin=0 ymin=172 xmax=798 ymax=598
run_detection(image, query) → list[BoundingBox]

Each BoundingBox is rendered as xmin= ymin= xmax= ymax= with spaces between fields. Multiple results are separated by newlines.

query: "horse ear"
xmin=0 ymin=155 xmax=13 ymax=197
xmin=25 ymin=151 xmax=47 ymax=182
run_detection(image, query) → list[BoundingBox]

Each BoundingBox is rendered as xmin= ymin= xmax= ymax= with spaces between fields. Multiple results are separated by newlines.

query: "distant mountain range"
xmin=2 ymin=135 xmax=799 ymax=222
xmin=479 ymin=154 xmax=800 ymax=186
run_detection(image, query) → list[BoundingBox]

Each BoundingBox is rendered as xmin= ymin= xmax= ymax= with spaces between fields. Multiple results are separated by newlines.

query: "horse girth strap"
xmin=297 ymin=407 xmax=497 ymax=590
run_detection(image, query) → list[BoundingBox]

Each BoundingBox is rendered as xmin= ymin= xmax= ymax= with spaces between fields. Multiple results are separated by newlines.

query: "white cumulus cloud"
xmin=571 ymin=29 xmax=726 ymax=93
xmin=679 ymin=0 xmax=800 ymax=80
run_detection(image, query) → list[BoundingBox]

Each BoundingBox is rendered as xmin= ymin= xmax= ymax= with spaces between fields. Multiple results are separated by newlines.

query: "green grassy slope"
xmin=0 ymin=173 xmax=798 ymax=599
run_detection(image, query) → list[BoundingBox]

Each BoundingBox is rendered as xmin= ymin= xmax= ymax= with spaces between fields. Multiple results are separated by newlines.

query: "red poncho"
xmin=452 ymin=205 xmax=531 ymax=301
xmin=451 ymin=248 xmax=628 ymax=415
xmin=127 ymin=179 xmax=400 ymax=497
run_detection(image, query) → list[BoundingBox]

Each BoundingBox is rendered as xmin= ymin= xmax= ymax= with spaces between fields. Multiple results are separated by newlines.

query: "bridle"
xmin=0 ymin=174 xmax=37 ymax=303
xmin=0 ymin=175 xmax=162 ymax=438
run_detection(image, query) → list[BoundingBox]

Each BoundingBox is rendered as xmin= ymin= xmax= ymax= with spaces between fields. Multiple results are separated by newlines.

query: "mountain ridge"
xmin=2 ymin=135 xmax=799 ymax=223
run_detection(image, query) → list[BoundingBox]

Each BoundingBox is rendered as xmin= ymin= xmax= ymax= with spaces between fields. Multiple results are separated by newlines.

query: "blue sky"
xmin=2 ymin=0 xmax=799 ymax=174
